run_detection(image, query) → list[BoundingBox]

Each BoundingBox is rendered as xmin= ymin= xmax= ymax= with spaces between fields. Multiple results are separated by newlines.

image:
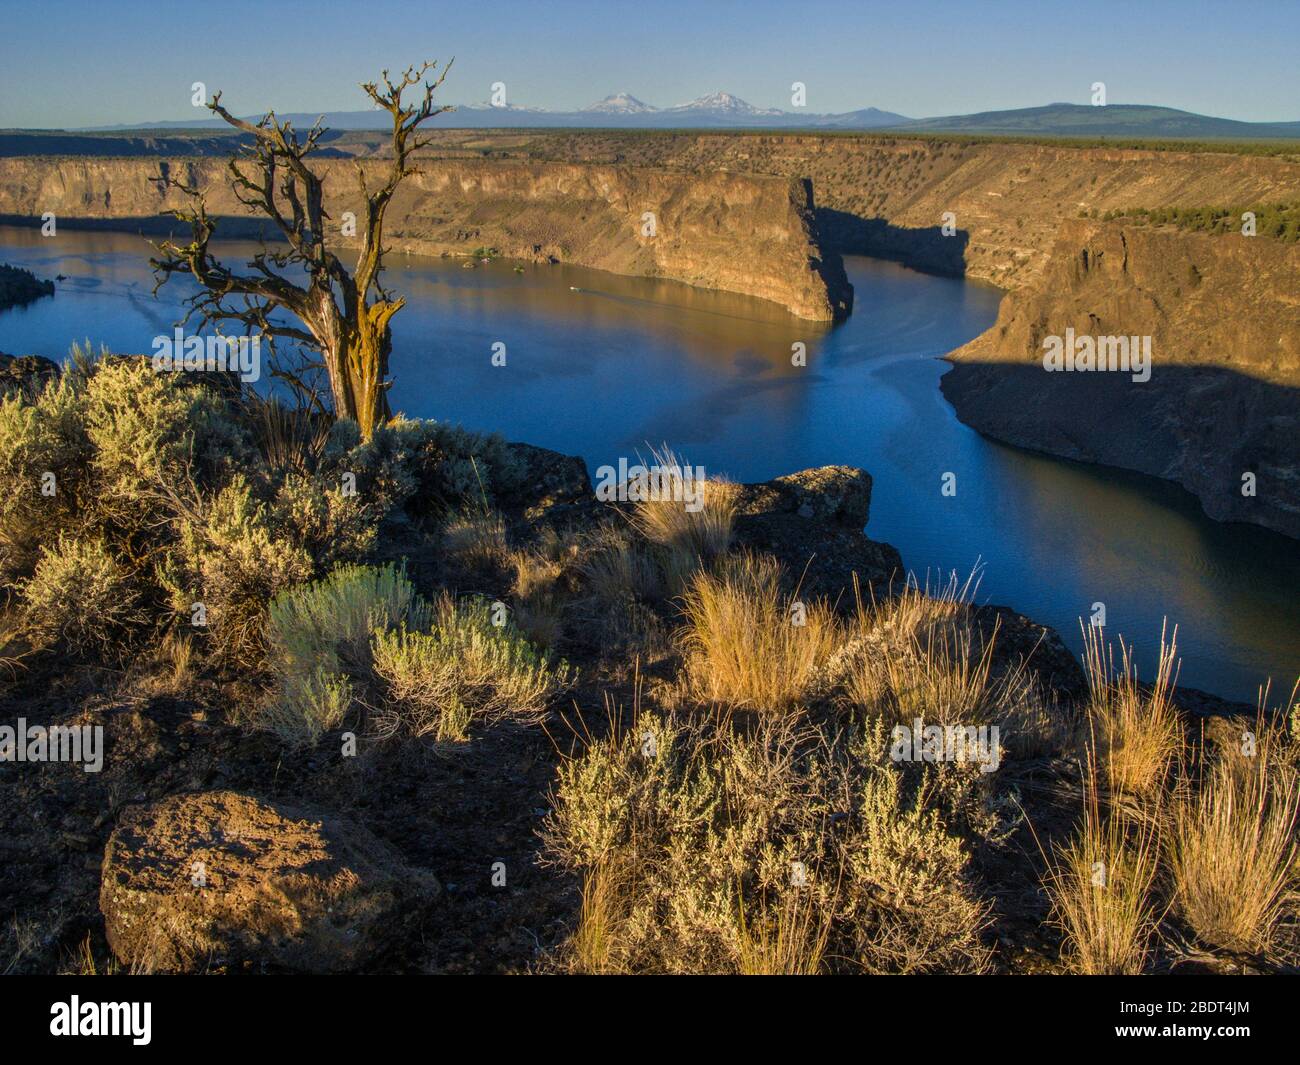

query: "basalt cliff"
xmin=0 ymin=155 xmax=851 ymax=321
xmin=942 ymin=218 xmax=1300 ymax=538
xmin=590 ymin=132 xmax=1297 ymax=538
xmin=2 ymin=133 xmax=1298 ymax=536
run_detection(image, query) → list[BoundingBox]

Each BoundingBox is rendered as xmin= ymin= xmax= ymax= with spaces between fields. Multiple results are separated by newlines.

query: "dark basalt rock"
xmin=972 ymin=604 xmax=1088 ymax=699
xmin=501 ymin=441 xmax=600 ymax=526
xmin=732 ymin=465 xmax=903 ymax=602
xmin=0 ymin=351 xmax=60 ymax=396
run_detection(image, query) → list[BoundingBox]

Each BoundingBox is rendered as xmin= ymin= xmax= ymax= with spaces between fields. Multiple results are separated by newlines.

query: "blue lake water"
xmin=1 ymin=224 xmax=1297 ymax=702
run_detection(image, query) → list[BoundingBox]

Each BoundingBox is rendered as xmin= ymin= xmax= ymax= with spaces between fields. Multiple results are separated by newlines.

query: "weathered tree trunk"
xmin=151 ymin=61 xmax=450 ymax=442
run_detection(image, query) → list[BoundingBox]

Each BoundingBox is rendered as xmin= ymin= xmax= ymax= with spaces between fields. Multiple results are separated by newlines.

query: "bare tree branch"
xmin=149 ymin=61 xmax=452 ymax=438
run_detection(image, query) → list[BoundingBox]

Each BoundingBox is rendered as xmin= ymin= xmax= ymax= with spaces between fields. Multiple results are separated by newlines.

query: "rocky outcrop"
xmin=100 ymin=790 xmax=439 ymax=973
xmin=942 ymin=219 xmax=1300 ymax=538
xmin=731 ymin=466 xmax=903 ymax=600
xmin=499 ymin=442 xmax=594 ymax=524
xmin=734 ymin=465 xmax=874 ymax=526
xmin=0 ymin=156 xmax=851 ymax=321
xmin=501 ymin=447 xmax=903 ymax=598
xmin=0 ymin=352 xmax=59 ymax=396
xmin=0 ymin=262 xmax=54 ymax=311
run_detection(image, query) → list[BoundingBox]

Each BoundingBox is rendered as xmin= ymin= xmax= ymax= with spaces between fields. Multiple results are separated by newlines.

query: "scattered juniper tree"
xmin=151 ymin=61 xmax=453 ymax=439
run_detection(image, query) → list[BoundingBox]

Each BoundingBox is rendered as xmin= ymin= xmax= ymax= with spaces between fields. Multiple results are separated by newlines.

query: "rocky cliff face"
xmin=5 ymin=137 xmax=1297 ymax=537
xmin=506 ymin=131 xmax=1300 ymax=290
xmin=942 ymin=219 xmax=1300 ymax=537
xmin=0 ymin=156 xmax=851 ymax=321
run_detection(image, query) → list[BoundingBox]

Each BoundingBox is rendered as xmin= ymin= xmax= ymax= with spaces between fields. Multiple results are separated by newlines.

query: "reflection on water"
xmin=0 ymin=224 xmax=1296 ymax=701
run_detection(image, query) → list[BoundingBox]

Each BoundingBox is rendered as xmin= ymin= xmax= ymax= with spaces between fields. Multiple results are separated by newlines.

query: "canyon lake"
xmin=1 ymin=224 xmax=1296 ymax=703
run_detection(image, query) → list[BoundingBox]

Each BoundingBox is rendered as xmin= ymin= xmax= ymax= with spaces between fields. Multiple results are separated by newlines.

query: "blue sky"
xmin=2 ymin=0 xmax=1298 ymax=127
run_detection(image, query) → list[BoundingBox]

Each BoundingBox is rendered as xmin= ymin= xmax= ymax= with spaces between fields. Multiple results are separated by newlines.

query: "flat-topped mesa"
xmin=0 ymin=156 xmax=852 ymax=322
xmin=942 ymin=218 xmax=1300 ymax=538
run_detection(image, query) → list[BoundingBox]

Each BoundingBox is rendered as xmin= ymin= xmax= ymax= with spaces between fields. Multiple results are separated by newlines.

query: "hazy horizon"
xmin=2 ymin=0 xmax=1298 ymax=128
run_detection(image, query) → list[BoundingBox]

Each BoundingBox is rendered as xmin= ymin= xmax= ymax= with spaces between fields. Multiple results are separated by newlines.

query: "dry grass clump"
xmin=160 ymin=629 xmax=194 ymax=685
xmin=628 ymin=447 xmax=737 ymax=561
xmin=1081 ymin=623 xmax=1182 ymax=799
xmin=735 ymin=889 xmax=833 ymax=975
xmin=622 ymin=447 xmax=738 ymax=593
xmin=124 ymin=628 xmax=199 ymax=698
xmin=839 ymin=572 xmax=993 ymax=725
xmin=544 ymin=703 xmax=989 ymax=974
xmin=442 ymin=508 xmax=510 ymax=570
xmin=509 ymin=536 xmax=572 ymax=650
xmin=569 ymin=861 xmax=626 ymax=975
xmin=571 ymin=524 xmax=670 ymax=657
xmin=679 ymin=551 xmax=838 ymax=713
xmin=243 ymin=393 xmax=331 ymax=477
xmin=1043 ymin=780 xmax=1162 ymax=974
xmin=578 ymin=523 xmax=662 ymax=605
xmin=859 ymin=570 xmax=975 ymax=645
xmin=1168 ymin=748 xmax=1299 ymax=954
xmin=0 ymin=608 xmax=31 ymax=676
xmin=849 ymin=619 xmax=1002 ymax=728
xmin=837 ymin=573 xmax=1061 ymax=760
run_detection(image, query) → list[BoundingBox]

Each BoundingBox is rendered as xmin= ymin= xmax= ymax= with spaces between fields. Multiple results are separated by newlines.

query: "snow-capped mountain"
xmin=581 ymin=93 xmax=657 ymax=114
xmin=92 ymin=90 xmax=912 ymax=131
xmin=667 ymin=91 xmax=783 ymax=116
xmin=462 ymin=101 xmax=547 ymax=113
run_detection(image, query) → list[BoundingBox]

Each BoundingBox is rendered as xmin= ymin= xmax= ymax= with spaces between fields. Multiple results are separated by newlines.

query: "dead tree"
xmin=151 ymin=61 xmax=452 ymax=439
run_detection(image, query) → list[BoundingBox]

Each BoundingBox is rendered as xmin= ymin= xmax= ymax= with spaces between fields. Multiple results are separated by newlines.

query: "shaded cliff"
xmin=942 ymin=219 xmax=1300 ymax=537
xmin=0 ymin=156 xmax=851 ymax=321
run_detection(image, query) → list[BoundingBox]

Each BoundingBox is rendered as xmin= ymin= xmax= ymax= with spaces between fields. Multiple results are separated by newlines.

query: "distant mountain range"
xmin=77 ymin=96 xmax=1300 ymax=139
xmin=901 ymin=103 xmax=1300 ymax=139
xmin=84 ymin=90 xmax=910 ymax=131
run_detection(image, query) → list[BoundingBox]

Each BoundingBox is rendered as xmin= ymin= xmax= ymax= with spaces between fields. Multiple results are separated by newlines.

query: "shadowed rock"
xmin=733 ymin=465 xmax=903 ymax=601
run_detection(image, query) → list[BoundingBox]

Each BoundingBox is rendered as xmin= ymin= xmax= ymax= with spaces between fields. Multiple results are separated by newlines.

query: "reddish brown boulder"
xmin=100 ymin=790 xmax=438 ymax=973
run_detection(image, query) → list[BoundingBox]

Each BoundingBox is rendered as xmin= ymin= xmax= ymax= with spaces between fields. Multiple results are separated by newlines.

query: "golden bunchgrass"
xmin=735 ymin=888 xmax=833 ymax=975
xmin=1043 ymin=772 xmax=1162 ymax=974
xmin=1081 ymin=622 xmax=1182 ymax=798
xmin=628 ymin=446 xmax=737 ymax=590
xmin=1168 ymin=744 xmax=1299 ymax=955
xmin=679 ymin=551 xmax=836 ymax=713
xmin=570 ymin=861 xmax=625 ymax=975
